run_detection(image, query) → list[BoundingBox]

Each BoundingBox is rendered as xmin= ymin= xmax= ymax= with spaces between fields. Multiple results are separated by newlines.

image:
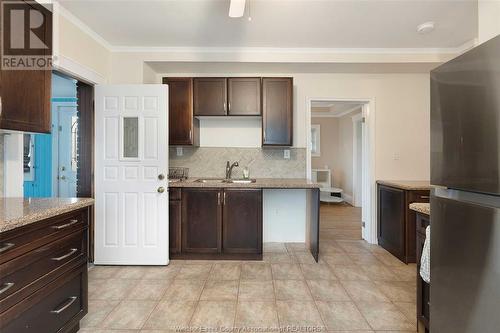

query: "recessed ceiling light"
xmin=417 ymin=22 xmax=435 ymax=34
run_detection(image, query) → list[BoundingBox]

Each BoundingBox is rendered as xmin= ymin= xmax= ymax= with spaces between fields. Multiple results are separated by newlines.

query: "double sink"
xmin=195 ymin=178 xmax=257 ymax=184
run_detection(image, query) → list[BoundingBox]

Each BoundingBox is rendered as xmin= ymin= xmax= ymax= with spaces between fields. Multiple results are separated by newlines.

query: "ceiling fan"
xmin=229 ymin=0 xmax=246 ymax=18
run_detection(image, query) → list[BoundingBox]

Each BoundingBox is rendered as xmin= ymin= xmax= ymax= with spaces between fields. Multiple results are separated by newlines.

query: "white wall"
xmin=199 ymin=118 xmax=262 ymax=148
xmin=263 ymin=189 xmax=306 ymax=242
xmin=3 ymin=134 xmax=24 ymax=197
xmin=478 ymin=0 xmax=500 ymax=44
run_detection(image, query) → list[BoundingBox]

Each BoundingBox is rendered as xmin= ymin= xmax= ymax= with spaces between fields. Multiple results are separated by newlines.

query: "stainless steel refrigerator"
xmin=430 ymin=35 xmax=500 ymax=332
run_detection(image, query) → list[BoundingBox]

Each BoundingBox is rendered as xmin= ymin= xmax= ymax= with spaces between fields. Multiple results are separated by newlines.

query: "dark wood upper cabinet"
xmin=222 ymin=189 xmax=262 ymax=254
xmin=262 ymin=77 xmax=293 ymax=146
xmin=0 ymin=1 xmax=52 ymax=133
xmin=227 ymin=78 xmax=261 ymax=116
xmin=193 ymin=78 xmax=227 ymax=116
xmin=163 ymin=77 xmax=199 ymax=146
xmin=181 ymin=188 xmax=222 ymax=253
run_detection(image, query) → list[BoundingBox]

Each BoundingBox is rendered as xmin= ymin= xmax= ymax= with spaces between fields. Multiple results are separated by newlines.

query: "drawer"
xmin=169 ymin=188 xmax=181 ymax=201
xmin=0 ymin=265 xmax=86 ymax=333
xmin=0 ymin=209 xmax=88 ymax=265
xmin=0 ymin=230 xmax=86 ymax=311
xmin=416 ymin=213 xmax=430 ymax=235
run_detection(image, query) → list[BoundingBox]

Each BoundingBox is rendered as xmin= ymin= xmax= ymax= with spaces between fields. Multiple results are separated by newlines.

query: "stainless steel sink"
xmin=194 ymin=178 xmax=257 ymax=184
xmin=226 ymin=179 xmax=257 ymax=184
xmin=195 ymin=178 xmax=227 ymax=183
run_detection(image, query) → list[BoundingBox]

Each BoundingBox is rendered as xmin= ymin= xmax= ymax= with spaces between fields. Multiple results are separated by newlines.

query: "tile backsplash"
xmin=169 ymin=147 xmax=306 ymax=179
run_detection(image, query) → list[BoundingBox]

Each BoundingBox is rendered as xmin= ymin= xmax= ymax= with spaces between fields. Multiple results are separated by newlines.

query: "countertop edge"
xmin=1 ymin=198 xmax=95 ymax=233
xmin=169 ymin=178 xmax=320 ymax=189
xmin=377 ymin=180 xmax=432 ymax=191
xmin=409 ymin=202 xmax=430 ymax=216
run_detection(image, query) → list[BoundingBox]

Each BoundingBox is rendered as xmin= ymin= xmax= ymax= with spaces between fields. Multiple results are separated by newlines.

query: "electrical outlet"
xmin=284 ymin=149 xmax=290 ymax=159
xmin=393 ymin=152 xmax=400 ymax=161
xmin=176 ymin=147 xmax=183 ymax=156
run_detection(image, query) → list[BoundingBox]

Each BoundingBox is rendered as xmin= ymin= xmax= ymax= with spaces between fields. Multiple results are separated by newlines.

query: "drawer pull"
xmin=51 ymin=248 xmax=78 ymax=261
xmin=50 ymin=296 xmax=77 ymax=314
xmin=0 ymin=242 xmax=15 ymax=253
xmin=52 ymin=219 xmax=79 ymax=230
xmin=420 ymin=195 xmax=430 ymax=199
xmin=0 ymin=282 xmax=14 ymax=294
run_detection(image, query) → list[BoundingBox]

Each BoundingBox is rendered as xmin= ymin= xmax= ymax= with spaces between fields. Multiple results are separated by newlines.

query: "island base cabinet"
xmin=181 ymin=188 xmax=222 ymax=254
xmin=1 ymin=265 xmax=87 ymax=333
xmin=223 ymin=189 xmax=263 ymax=254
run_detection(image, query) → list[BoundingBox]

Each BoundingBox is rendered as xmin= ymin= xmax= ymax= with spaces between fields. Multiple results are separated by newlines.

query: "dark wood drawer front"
xmin=0 ymin=210 xmax=87 ymax=265
xmin=170 ymin=188 xmax=181 ymax=201
xmin=1 ymin=266 xmax=86 ymax=333
xmin=0 ymin=230 xmax=86 ymax=309
xmin=408 ymin=190 xmax=430 ymax=203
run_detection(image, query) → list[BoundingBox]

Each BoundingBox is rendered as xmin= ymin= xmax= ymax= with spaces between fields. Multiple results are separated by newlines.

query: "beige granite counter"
xmin=377 ymin=180 xmax=431 ymax=191
xmin=410 ymin=202 xmax=430 ymax=215
xmin=0 ymin=197 xmax=94 ymax=233
xmin=169 ymin=178 xmax=320 ymax=189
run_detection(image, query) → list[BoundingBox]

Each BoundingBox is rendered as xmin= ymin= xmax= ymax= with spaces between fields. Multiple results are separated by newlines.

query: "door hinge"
xmin=361 ymin=117 xmax=366 ymax=123
xmin=58 ymin=125 xmax=62 ymax=131
xmin=362 ymin=222 xmax=366 ymax=228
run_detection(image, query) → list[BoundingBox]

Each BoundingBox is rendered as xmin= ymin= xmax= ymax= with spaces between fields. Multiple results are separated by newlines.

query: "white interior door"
xmin=94 ymin=85 xmax=169 ymax=265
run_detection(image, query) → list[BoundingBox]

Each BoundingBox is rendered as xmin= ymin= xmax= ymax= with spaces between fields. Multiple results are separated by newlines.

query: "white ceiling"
xmin=311 ymin=101 xmax=363 ymax=117
xmin=59 ymin=0 xmax=478 ymax=49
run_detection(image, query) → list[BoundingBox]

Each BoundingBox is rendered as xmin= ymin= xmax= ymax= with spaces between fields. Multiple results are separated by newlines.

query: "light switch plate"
xmin=284 ymin=149 xmax=290 ymax=159
xmin=176 ymin=147 xmax=183 ymax=156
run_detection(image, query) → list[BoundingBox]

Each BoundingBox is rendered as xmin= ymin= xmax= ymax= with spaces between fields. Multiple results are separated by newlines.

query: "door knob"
xmin=60 ymin=175 xmax=66 ymax=180
xmin=158 ymin=174 xmax=165 ymax=180
xmin=157 ymin=187 xmax=165 ymax=193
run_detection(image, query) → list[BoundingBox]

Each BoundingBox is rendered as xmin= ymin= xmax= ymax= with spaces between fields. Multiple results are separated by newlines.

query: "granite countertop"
xmin=410 ymin=202 xmax=430 ymax=215
xmin=0 ymin=197 xmax=94 ymax=233
xmin=169 ymin=178 xmax=320 ymax=189
xmin=377 ymin=180 xmax=431 ymax=190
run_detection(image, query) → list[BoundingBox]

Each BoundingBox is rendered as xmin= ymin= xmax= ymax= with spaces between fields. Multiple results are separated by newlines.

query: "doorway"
xmin=23 ymin=72 xmax=94 ymax=199
xmin=307 ymin=98 xmax=375 ymax=243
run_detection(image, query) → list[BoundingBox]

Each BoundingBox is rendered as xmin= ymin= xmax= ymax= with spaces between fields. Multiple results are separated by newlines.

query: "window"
xmin=123 ymin=117 xmax=139 ymax=158
xmin=23 ymin=134 xmax=35 ymax=181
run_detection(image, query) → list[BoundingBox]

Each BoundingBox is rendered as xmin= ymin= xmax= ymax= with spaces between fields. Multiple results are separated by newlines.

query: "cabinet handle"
xmin=52 ymin=219 xmax=79 ymax=230
xmin=0 ymin=282 xmax=14 ymax=294
xmin=51 ymin=248 xmax=78 ymax=261
xmin=218 ymin=192 xmax=221 ymax=205
xmin=0 ymin=242 xmax=15 ymax=253
xmin=50 ymin=296 xmax=77 ymax=314
xmin=223 ymin=192 xmax=226 ymax=205
xmin=420 ymin=196 xmax=430 ymax=199
xmin=228 ymin=102 xmax=231 ymax=112
xmin=189 ymin=129 xmax=192 ymax=139
xmin=223 ymin=102 xmax=227 ymax=113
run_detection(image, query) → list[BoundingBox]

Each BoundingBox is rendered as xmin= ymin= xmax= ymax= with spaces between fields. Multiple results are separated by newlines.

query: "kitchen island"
xmin=0 ymin=197 xmax=93 ymax=333
xmin=169 ymin=178 xmax=321 ymax=261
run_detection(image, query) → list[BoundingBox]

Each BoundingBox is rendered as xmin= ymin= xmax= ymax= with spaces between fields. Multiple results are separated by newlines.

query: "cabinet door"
xmin=377 ymin=185 xmax=405 ymax=261
xmin=193 ymin=78 xmax=227 ymax=116
xmin=182 ymin=188 xmax=222 ymax=253
xmin=227 ymin=78 xmax=261 ymax=116
xmin=262 ymin=77 xmax=293 ymax=146
xmin=163 ymin=77 xmax=197 ymax=145
xmin=0 ymin=1 xmax=52 ymax=133
xmin=169 ymin=200 xmax=182 ymax=254
xmin=222 ymin=189 xmax=262 ymax=254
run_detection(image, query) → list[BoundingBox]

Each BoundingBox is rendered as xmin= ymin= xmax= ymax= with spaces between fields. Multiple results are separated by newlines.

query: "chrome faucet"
xmin=225 ymin=161 xmax=239 ymax=180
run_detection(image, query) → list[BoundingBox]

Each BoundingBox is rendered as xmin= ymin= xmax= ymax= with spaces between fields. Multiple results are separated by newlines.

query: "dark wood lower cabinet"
xmin=222 ymin=189 xmax=262 ymax=254
xmin=0 ymin=207 xmax=90 ymax=333
xmin=169 ymin=189 xmax=182 ymax=254
xmin=377 ymin=183 xmax=430 ymax=263
xmin=416 ymin=212 xmax=430 ymax=332
xmin=181 ymin=188 xmax=222 ymax=254
xmin=172 ymin=187 xmax=263 ymax=260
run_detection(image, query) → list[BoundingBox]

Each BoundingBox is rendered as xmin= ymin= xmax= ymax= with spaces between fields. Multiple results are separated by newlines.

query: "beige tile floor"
xmin=79 ymin=204 xmax=417 ymax=333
